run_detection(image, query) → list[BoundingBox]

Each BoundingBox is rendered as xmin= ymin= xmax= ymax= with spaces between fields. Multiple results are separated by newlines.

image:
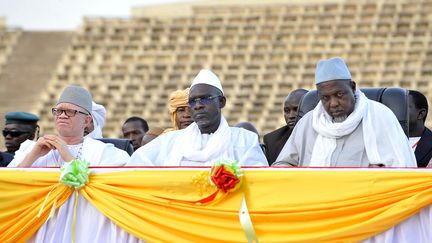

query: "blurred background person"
xmin=122 ymin=116 xmax=149 ymax=151
xmin=408 ymin=90 xmax=432 ymax=167
xmin=165 ymin=88 xmax=193 ymax=133
xmin=2 ymin=111 xmax=39 ymax=155
xmin=263 ymin=89 xmax=307 ymax=165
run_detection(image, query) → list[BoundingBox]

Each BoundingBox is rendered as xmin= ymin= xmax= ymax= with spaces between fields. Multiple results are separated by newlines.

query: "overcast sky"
xmin=0 ymin=0 xmax=187 ymax=30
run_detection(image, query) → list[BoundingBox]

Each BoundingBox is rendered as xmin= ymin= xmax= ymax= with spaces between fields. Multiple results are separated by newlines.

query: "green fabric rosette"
xmin=60 ymin=159 xmax=90 ymax=189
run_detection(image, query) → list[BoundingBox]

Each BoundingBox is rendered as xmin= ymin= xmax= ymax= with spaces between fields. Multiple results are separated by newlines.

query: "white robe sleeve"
xmin=273 ymin=133 xmax=300 ymax=167
xmin=97 ymin=144 xmax=130 ymax=166
xmin=239 ymin=145 xmax=268 ymax=166
xmin=369 ymin=102 xmax=417 ymax=167
xmin=273 ymin=113 xmax=311 ymax=166
xmin=82 ymin=138 xmax=130 ymax=166
xmin=7 ymin=140 xmax=36 ymax=167
xmin=235 ymin=130 xmax=268 ymax=166
xmin=128 ymin=135 xmax=165 ymax=166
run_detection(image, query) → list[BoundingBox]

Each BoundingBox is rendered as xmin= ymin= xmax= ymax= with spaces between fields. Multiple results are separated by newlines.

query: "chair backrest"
xmin=97 ymin=138 xmax=134 ymax=155
xmin=297 ymin=87 xmax=409 ymax=136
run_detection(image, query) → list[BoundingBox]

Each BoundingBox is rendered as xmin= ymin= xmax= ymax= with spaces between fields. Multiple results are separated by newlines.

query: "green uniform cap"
xmin=5 ymin=111 xmax=39 ymax=125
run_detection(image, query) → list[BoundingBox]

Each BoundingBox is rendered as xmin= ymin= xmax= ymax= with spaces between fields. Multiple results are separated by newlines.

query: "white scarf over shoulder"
xmin=310 ymin=89 xmax=416 ymax=167
xmin=167 ymin=116 xmax=232 ymax=165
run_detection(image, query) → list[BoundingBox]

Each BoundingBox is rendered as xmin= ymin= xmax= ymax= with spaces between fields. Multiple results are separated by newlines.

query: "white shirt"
xmin=9 ymin=137 xmax=129 ymax=167
xmin=8 ymin=137 xmax=132 ymax=243
xmin=129 ymin=117 xmax=268 ymax=166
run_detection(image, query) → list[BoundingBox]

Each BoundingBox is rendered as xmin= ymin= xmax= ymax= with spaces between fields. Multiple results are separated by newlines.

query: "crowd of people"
xmin=2 ymin=57 xmax=432 ymax=168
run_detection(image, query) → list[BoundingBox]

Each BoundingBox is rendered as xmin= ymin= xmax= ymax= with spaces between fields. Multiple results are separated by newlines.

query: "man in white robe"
xmin=273 ymin=57 xmax=416 ymax=167
xmin=8 ymin=85 xmax=131 ymax=242
xmin=14 ymin=101 xmax=108 ymax=159
xmin=129 ymin=69 xmax=268 ymax=166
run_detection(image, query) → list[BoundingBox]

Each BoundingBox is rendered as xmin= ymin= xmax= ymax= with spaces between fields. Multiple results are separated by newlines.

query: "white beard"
xmin=332 ymin=115 xmax=348 ymax=123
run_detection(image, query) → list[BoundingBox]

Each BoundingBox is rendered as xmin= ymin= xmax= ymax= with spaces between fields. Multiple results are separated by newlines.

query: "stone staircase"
xmin=0 ymin=31 xmax=72 ymax=150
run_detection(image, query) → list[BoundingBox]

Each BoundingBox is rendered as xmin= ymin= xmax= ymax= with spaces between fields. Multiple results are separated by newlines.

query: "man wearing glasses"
xmin=8 ymin=85 xmax=131 ymax=242
xmin=2 ymin=111 xmax=39 ymax=155
xmin=9 ymin=85 xmax=129 ymax=169
xmin=129 ymin=69 xmax=268 ymax=166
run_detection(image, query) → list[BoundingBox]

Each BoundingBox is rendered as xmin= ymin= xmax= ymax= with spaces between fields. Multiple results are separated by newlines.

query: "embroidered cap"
xmin=57 ymin=85 xmax=93 ymax=114
xmin=315 ymin=57 xmax=352 ymax=85
xmin=190 ymin=69 xmax=224 ymax=95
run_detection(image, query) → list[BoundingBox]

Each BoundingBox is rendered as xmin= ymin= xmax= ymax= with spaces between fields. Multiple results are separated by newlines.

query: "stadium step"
xmin=0 ymin=31 xmax=72 ymax=150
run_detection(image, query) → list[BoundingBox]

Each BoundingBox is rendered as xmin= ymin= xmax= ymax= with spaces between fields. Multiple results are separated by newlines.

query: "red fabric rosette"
xmin=210 ymin=164 xmax=242 ymax=193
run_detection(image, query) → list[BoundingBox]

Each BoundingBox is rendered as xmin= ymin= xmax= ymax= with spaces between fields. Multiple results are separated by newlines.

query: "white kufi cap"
xmin=315 ymin=57 xmax=352 ymax=85
xmin=190 ymin=69 xmax=224 ymax=94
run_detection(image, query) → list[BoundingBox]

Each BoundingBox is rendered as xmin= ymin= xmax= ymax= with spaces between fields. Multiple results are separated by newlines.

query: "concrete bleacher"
xmin=0 ymin=30 xmax=72 ymax=150
xmin=30 ymin=0 xmax=432 ymax=139
xmin=0 ymin=24 xmax=21 ymax=76
xmin=0 ymin=21 xmax=23 ymax=149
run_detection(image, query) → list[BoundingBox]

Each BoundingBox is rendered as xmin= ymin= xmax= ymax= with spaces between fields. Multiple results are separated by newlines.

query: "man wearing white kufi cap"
xmin=129 ymin=69 xmax=268 ymax=166
xmin=8 ymin=85 xmax=132 ymax=242
xmin=273 ymin=57 xmax=416 ymax=167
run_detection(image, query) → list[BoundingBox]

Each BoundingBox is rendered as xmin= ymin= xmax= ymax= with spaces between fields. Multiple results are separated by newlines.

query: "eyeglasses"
xmin=2 ymin=130 xmax=30 ymax=137
xmin=188 ymin=95 xmax=221 ymax=107
xmin=51 ymin=108 xmax=89 ymax=117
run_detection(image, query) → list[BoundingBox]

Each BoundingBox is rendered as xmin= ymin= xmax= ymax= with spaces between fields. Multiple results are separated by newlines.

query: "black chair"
xmin=97 ymin=138 xmax=134 ymax=155
xmin=296 ymin=87 xmax=409 ymax=136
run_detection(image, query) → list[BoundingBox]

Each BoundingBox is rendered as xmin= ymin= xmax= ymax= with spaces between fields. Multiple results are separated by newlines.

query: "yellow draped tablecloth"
xmin=0 ymin=167 xmax=431 ymax=242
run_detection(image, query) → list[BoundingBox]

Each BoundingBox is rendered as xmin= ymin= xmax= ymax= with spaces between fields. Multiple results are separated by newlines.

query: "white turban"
xmin=86 ymin=101 xmax=106 ymax=139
